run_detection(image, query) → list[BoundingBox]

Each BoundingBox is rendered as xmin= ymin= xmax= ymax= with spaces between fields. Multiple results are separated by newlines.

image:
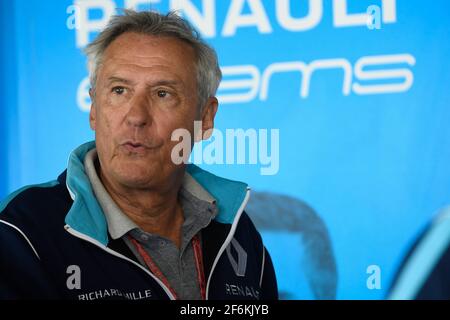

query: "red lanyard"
xmin=128 ymin=234 xmax=206 ymax=300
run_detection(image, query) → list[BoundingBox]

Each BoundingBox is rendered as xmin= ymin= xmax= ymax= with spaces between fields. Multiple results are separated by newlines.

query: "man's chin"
xmin=113 ymin=166 xmax=159 ymax=188
xmin=117 ymin=174 xmax=156 ymax=189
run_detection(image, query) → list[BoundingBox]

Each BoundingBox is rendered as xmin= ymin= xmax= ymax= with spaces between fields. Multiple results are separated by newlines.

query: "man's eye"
xmin=157 ymin=90 xmax=169 ymax=98
xmin=112 ymin=86 xmax=125 ymax=95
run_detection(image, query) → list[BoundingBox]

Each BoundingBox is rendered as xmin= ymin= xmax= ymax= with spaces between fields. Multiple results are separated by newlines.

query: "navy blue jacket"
xmin=388 ymin=207 xmax=450 ymax=299
xmin=0 ymin=142 xmax=278 ymax=300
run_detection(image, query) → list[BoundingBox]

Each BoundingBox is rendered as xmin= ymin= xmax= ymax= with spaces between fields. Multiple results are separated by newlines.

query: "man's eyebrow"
xmin=106 ymin=77 xmax=182 ymax=87
xmin=150 ymin=80 xmax=182 ymax=87
xmin=107 ymin=76 xmax=134 ymax=85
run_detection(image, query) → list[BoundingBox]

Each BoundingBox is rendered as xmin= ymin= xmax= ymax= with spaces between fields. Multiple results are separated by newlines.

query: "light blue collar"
xmin=64 ymin=141 xmax=249 ymax=246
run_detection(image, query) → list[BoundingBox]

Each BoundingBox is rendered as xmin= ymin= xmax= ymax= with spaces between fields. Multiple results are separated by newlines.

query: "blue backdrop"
xmin=1 ymin=0 xmax=450 ymax=299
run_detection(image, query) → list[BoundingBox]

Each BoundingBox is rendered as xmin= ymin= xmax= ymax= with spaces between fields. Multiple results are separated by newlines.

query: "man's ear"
xmin=199 ymin=97 xmax=218 ymax=141
xmin=89 ymin=88 xmax=96 ymax=131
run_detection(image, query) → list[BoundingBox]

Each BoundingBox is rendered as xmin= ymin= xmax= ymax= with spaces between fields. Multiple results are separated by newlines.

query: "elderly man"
xmin=0 ymin=10 xmax=278 ymax=300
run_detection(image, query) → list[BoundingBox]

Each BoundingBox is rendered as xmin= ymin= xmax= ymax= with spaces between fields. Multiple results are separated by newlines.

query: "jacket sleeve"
xmin=0 ymin=221 xmax=58 ymax=299
xmin=260 ymin=246 xmax=278 ymax=300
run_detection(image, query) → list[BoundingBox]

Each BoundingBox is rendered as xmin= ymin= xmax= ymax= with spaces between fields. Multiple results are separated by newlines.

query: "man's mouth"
xmin=127 ymin=142 xmax=144 ymax=148
xmin=121 ymin=141 xmax=156 ymax=154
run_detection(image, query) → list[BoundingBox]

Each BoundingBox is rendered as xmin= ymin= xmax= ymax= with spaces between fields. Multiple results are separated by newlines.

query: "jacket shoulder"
xmin=0 ymin=172 xmax=72 ymax=250
xmin=1 ymin=172 xmax=71 ymax=220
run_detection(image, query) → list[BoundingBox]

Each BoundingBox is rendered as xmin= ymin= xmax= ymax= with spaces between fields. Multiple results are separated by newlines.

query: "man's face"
xmin=89 ymin=32 xmax=216 ymax=190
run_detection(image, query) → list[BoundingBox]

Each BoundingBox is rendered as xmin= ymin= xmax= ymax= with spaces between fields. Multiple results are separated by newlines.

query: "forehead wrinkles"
xmin=103 ymin=33 xmax=197 ymax=66
xmin=99 ymin=64 xmax=190 ymax=93
xmin=103 ymin=58 xmax=180 ymax=73
xmin=101 ymin=41 xmax=196 ymax=77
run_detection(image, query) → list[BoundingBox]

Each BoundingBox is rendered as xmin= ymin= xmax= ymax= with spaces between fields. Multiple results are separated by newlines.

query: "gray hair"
xmin=84 ymin=9 xmax=222 ymax=110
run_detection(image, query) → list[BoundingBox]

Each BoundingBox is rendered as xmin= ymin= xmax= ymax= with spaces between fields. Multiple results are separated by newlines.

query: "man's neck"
xmin=98 ymin=166 xmax=185 ymax=248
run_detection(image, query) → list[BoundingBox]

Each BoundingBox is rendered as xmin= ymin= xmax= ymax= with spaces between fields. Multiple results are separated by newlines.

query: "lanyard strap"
xmin=192 ymin=234 xmax=207 ymax=300
xmin=128 ymin=234 xmax=206 ymax=300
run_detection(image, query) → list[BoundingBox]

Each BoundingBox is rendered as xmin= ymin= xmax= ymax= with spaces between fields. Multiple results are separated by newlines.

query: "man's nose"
xmin=125 ymin=93 xmax=152 ymax=128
